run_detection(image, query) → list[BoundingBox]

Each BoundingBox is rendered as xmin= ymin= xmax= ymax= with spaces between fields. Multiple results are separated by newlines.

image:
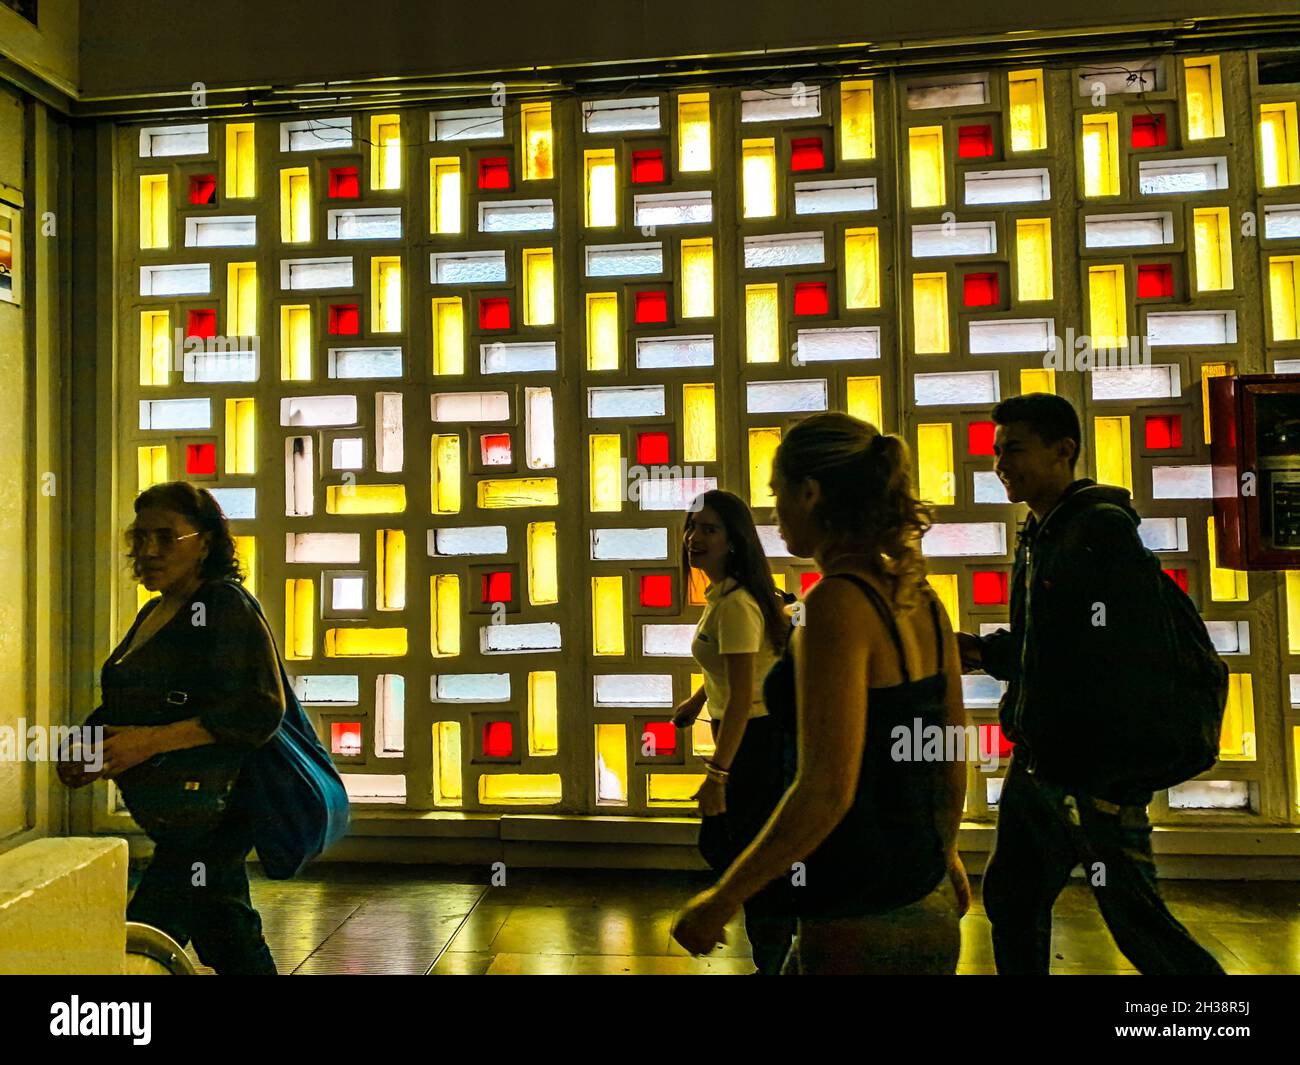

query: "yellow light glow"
xmin=742 ymin=138 xmax=777 ymax=218
xmin=585 ymin=148 xmax=616 ymax=227
xmin=589 ymin=435 xmax=623 ymax=512
xmin=845 ymin=227 xmax=880 ymax=309
xmin=1093 ymin=415 xmax=1132 ymax=492
xmin=137 ymin=446 xmax=167 ymax=491
xmin=1219 ymin=673 xmax=1256 ymax=761
xmin=1081 ymin=113 xmax=1120 ymax=197
xmin=592 ymin=575 xmax=626 ymax=656
xmin=527 ymin=521 xmax=559 ymax=605
xmin=138 ymin=175 xmax=168 ymax=249
xmin=376 ymin=529 xmax=406 ymax=610
xmin=746 ymin=284 xmax=780 ymax=363
xmin=431 ymin=434 xmax=461 ymax=514
xmin=681 ymin=237 xmax=715 ymax=318
xmin=683 ymin=383 xmax=716 ymax=463
xmin=280 ymin=167 xmax=311 ymax=242
xmin=326 ymin=484 xmax=406 ymax=514
xmin=429 ymin=157 xmax=462 ymax=234
xmin=647 ymin=773 xmax=706 ymax=807
xmin=1210 ymin=517 xmax=1249 ymax=602
xmin=917 ymin=423 xmax=955 ymax=506
xmin=586 ymin=292 xmax=619 ymax=371
xmin=522 ymin=248 xmax=555 ymax=326
xmin=1201 ymin=362 xmax=1234 ymax=445
xmin=840 ymin=80 xmax=876 ymax=160
xmin=595 ymin=724 xmax=628 ymax=804
xmin=139 ymin=310 xmax=170 ymax=386
xmin=477 ymin=478 xmax=559 ymax=509
xmin=371 ymin=256 xmax=402 ymax=333
xmin=285 ymin=578 xmax=315 ymax=660
xmin=912 ymin=273 xmax=949 ymax=354
xmin=748 ymin=428 xmax=781 ymax=508
xmin=1269 ymin=255 xmax=1300 ymax=342
xmin=324 ymin=628 xmax=408 ymax=657
xmin=908 ymin=126 xmax=945 ymax=208
xmin=678 ymin=92 xmax=711 ymax=172
xmin=225 ymin=398 xmax=255 ymax=474
xmin=1020 ymin=367 xmax=1055 ymax=394
xmin=431 ymin=298 xmax=465 ymax=375
xmin=226 ymin=263 xmax=257 ymax=338
xmin=521 ymin=102 xmax=554 ymax=181
xmin=225 ymin=123 xmax=256 ymax=198
xmin=529 ymin=671 xmax=559 ymax=756
xmin=431 ymin=574 xmax=460 ymax=657
xmin=1260 ymin=102 xmax=1300 ymax=188
xmin=1185 ymin=57 xmax=1225 ymax=140
xmin=433 ymin=721 xmax=463 ymax=805
xmin=1088 ymin=264 xmax=1126 ymax=350
xmin=478 ymin=773 xmax=562 ymax=805
xmin=1015 ymin=218 xmax=1053 ymax=301
xmin=926 ymin=573 xmax=959 ymax=629
xmin=233 ymin=535 xmax=256 ymax=596
xmin=1007 ymin=69 xmax=1047 ymax=152
xmin=1192 ymin=207 xmax=1233 ymax=291
xmin=280 ymin=305 xmax=311 ymax=381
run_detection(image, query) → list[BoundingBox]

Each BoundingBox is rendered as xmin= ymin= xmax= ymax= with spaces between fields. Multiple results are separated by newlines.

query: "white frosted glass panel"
xmin=591 ymin=527 xmax=669 ymax=560
xmin=286 ymin=436 xmax=314 ymax=516
xmin=328 ymin=347 xmax=402 ymax=379
xmin=757 ymin=525 xmax=794 ymax=558
xmin=431 ymin=391 xmax=510 ymax=422
xmin=1152 ymin=465 xmax=1213 ymax=499
xmin=969 ymin=318 xmax=1054 ymax=355
xmin=293 ymin=674 xmax=360 ymax=704
xmin=914 ymin=371 xmax=1000 ymax=406
xmin=1167 ymin=780 xmax=1249 ymax=810
xmin=794 ymin=178 xmax=877 ymax=214
xmin=526 ymin=387 xmax=555 ymax=469
xmin=1146 ymin=311 xmax=1236 ymax=346
xmin=183 ymin=350 xmax=258 ymax=382
xmin=961 ymin=673 xmax=1007 ymax=708
xmin=639 ymin=476 xmax=718 ymax=511
xmin=1204 ymin=620 xmax=1249 ymax=655
xmin=432 ymin=673 xmax=512 ymax=702
xmin=912 ymin=221 xmax=996 ymax=257
xmin=740 ymin=86 xmax=821 ymax=121
xmin=907 ymin=77 xmax=988 ymax=109
xmin=479 ymin=200 xmax=555 ymax=232
xmin=922 ymin=522 xmax=1008 ymax=556
xmin=281 ymin=257 xmax=353 ymax=290
xmin=986 ymin=778 xmax=1004 ymax=806
xmin=641 ymin=624 xmax=697 ymax=657
xmin=583 ymin=97 xmax=661 ymax=132
xmin=1138 ymin=517 xmax=1189 ymax=552
xmin=375 ymin=393 xmax=403 ymax=473
xmin=341 ymin=774 xmax=405 ymax=803
xmin=585 ymin=243 xmax=664 ymax=277
xmin=139 ymin=123 xmax=208 ymax=157
xmin=208 ymin=488 xmax=255 ymax=519
xmin=481 ymin=342 xmax=556 ymax=374
xmin=333 ymin=438 xmax=363 ymax=469
xmin=1264 ymin=205 xmax=1300 ymax=240
xmin=281 ymin=117 xmax=352 ymax=151
xmin=140 ymin=264 xmax=210 ymax=296
xmin=431 ymin=250 xmax=507 ymax=284
xmin=140 ymin=398 xmax=211 ymax=430
xmin=633 ymin=191 xmax=713 ymax=227
xmin=430 ymin=526 xmax=509 ymax=555
xmin=973 ymin=470 xmax=1010 ymax=504
xmin=1084 ymin=212 xmax=1175 ymax=248
xmin=430 ymin=107 xmax=503 ymax=141
xmin=1138 ymin=157 xmax=1228 ymax=195
xmin=185 ymin=216 xmax=257 ymax=247
xmin=1291 ymin=674 xmax=1300 ymax=707
xmin=1275 ymin=359 xmax=1300 ymax=375
xmin=635 ymin=335 xmax=714 ymax=369
xmin=332 ymin=577 xmax=364 ymax=610
xmin=286 ymin=532 xmax=361 ymax=564
xmin=745 ymin=379 xmax=828 ymax=414
xmin=588 ymin=385 xmax=666 ymax=419
xmin=594 ymin=674 xmax=675 ymax=707
xmin=1077 ymin=61 xmax=1163 ymax=95
xmin=281 ymin=395 xmax=358 ymax=426
xmin=743 ymin=232 xmax=825 ymax=269
xmin=480 ymin=622 xmax=562 ymax=654
xmin=796 ymin=326 xmax=880 ymax=362
xmin=965 ymin=168 xmax=1050 ymax=205
xmin=1090 ymin=365 xmax=1180 ymax=400
xmin=328 ymin=208 xmax=402 ymax=240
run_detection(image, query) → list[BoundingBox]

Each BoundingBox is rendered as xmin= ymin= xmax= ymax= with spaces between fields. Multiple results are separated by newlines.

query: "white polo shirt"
xmin=691 ymin=577 xmax=780 ymax=719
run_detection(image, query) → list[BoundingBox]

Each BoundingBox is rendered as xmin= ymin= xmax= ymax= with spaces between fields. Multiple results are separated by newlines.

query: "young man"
xmin=958 ymin=393 xmax=1224 ymax=976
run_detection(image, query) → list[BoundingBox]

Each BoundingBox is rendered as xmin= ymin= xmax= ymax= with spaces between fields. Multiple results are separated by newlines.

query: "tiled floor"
xmin=157 ymin=865 xmax=1300 ymax=975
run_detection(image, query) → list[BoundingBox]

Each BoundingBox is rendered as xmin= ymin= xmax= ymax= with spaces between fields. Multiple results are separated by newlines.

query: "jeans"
xmin=127 ymin=807 xmax=277 ymax=975
xmin=983 ymin=755 xmax=1224 ymax=975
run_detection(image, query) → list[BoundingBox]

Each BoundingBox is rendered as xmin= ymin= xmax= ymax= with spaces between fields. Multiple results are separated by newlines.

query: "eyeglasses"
xmin=127 ymin=528 xmax=201 ymax=552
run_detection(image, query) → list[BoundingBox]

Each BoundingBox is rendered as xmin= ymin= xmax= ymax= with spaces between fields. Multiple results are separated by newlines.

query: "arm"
xmin=975 ymin=628 xmax=1018 ymax=680
xmin=707 ymin=653 xmax=755 ymax=770
xmin=671 ymin=684 xmax=707 ymax=727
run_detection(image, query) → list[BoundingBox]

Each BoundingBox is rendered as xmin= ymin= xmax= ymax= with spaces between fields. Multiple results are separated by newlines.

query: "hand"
xmin=100 ymin=726 xmax=163 ymax=779
xmin=956 ymin=632 xmax=983 ymax=674
xmin=671 ymin=699 xmax=701 ymax=728
xmin=56 ymin=758 xmax=103 ymax=789
xmin=945 ymin=849 xmax=972 ymax=917
xmin=693 ymin=776 xmax=727 ymax=817
xmin=672 ymin=886 xmax=734 ymax=956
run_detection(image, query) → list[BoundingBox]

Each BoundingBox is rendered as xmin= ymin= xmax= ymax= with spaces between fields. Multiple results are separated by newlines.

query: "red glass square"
xmin=1144 ymin=414 xmax=1183 ymax=450
xmin=642 ymin=721 xmax=677 ymax=757
xmin=790 ymin=137 xmax=826 ymax=172
xmin=478 ymin=156 xmax=511 ymax=190
xmin=793 ymin=282 xmax=829 ymax=316
xmin=635 ymin=290 xmax=668 ymax=324
xmin=328 ymin=166 xmax=359 ymax=199
xmin=481 ymin=432 xmax=512 ymax=466
xmin=329 ymin=304 xmax=360 ymax=335
xmin=963 ymin=272 xmax=999 ymax=307
xmin=1137 ymin=263 xmax=1173 ymax=299
xmin=185 ymin=443 xmax=216 ymax=476
xmin=1131 ymin=114 xmax=1167 ymax=148
xmin=188 ymin=174 xmax=217 ymax=205
xmin=972 ymin=570 xmax=1009 ymax=605
xmin=331 ymin=722 xmax=362 ymax=756
xmin=800 ymin=571 xmax=822 ymax=595
xmin=640 ymin=574 xmax=673 ymax=609
xmin=636 ymin=431 xmax=670 ymax=466
xmin=968 ymin=421 xmax=997 ymax=455
xmin=978 ymin=723 xmax=1013 ymax=758
xmin=186 ymin=309 xmax=216 ymax=339
xmin=1163 ymin=568 xmax=1190 ymax=594
xmin=483 ymin=721 xmax=513 ymax=758
xmin=957 ymin=125 xmax=994 ymax=159
xmin=631 ymin=149 xmax=665 ymax=184
xmin=479 ymin=297 xmax=511 ymax=330
xmin=481 ymin=571 xmax=513 ymax=604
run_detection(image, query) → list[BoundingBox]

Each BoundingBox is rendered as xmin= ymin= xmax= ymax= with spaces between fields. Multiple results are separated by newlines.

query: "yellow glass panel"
xmin=1081 ymin=113 xmax=1120 ymax=197
xmin=681 ymin=237 xmax=715 ymax=318
xmin=137 ymin=446 xmax=167 ymax=491
xmin=1219 ymin=673 xmax=1256 ymax=761
xmin=521 ymin=102 xmax=554 ymax=181
xmin=138 ymin=174 xmax=168 ymax=249
xmin=586 ymin=292 xmax=619 ymax=371
xmin=429 ymin=157 xmax=462 ymax=234
xmin=846 ymin=376 xmax=882 ymax=426
xmin=748 ymin=428 xmax=781 ymax=508
xmin=595 ymin=723 xmax=628 ymax=804
xmin=683 ymin=383 xmax=717 ymax=463
xmin=692 ymin=702 xmax=715 ymax=758
xmin=589 ymin=435 xmax=623 ymax=512
xmin=522 ymin=248 xmax=555 ymax=326
xmin=592 ymin=576 xmax=625 ymax=656
xmin=477 ymin=478 xmax=560 ymax=508
xmin=280 ymin=305 xmax=311 ymax=381
xmin=687 ymin=568 xmax=708 ymax=607
xmin=279 ymin=167 xmax=311 ymax=243
xmin=917 ymin=424 xmax=955 ymax=506
xmin=326 ymin=484 xmax=407 ymax=514
xmin=1201 ymin=361 xmax=1234 ymax=445
xmin=771 ymin=573 xmax=787 ymax=592
xmin=431 ymin=434 xmax=461 ymax=514
xmin=1020 ymin=367 xmax=1056 ymax=394
xmin=431 ymin=574 xmax=460 ymax=657
xmin=225 ymin=123 xmax=256 ymax=199
xmin=478 ymin=773 xmax=562 ymax=805
xmin=431 ymin=298 xmax=464 ymax=375
xmin=528 ymin=671 xmax=559 ymax=757
xmin=678 ymin=92 xmax=711 ymax=172
xmin=224 ymin=398 xmax=255 ymax=474
xmin=746 ymin=283 xmax=780 ymax=364
xmin=527 ymin=520 xmax=559 ymax=605
xmin=1293 ymin=727 xmax=1300 ymax=815
xmin=1184 ymin=57 xmax=1225 ymax=141
xmin=1093 ymin=416 xmax=1131 ymax=492
xmin=1260 ymin=102 xmax=1300 ymax=188
xmin=139 ymin=310 xmax=170 ymax=386
xmin=1210 ymin=517 xmax=1250 ymax=603
xmin=432 ymin=721 xmax=462 ymax=806
xmin=1192 ymin=207 xmax=1233 ymax=292
xmin=285 ymin=578 xmax=315 ymax=660
xmin=742 ymin=138 xmax=777 ymax=218
xmin=908 ymin=126 xmax=945 ymax=208
xmin=370 ymin=114 xmax=402 ymax=190
xmin=1269 ymin=255 xmax=1300 ymax=342
xmin=845 ymin=227 xmax=880 ymax=309
xmin=227 ymin=263 xmax=257 ymax=338
xmin=926 ymin=573 xmax=959 ymax=629
xmin=371 ymin=256 xmax=402 ymax=333
xmin=840 ymin=80 xmax=875 ymax=160
xmin=324 ymin=628 xmax=408 ymax=657
xmin=647 ymin=773 xmax=706 ymax=807
xmin=1007 ymin=69 xmax=1047 ymax=152
xmin=1287 ymin=572 xmax=1300 ymax=652
xmin=233 ymin=535 xmax=256 ymax=596
xmin=913 ymin=273 xmax=949 ymax=354
xmin=1015 ymin=219 xmax=1053 ymax=301
xmin=136 ymin=585 xmax=155 ymax=611
xmin=585 ymin=148 xmax=616 ymax=227
xmin=376 ymin=529 xmax=406 ymax=610
xmin=1088 ymin=264 xmax=1126 ymax=349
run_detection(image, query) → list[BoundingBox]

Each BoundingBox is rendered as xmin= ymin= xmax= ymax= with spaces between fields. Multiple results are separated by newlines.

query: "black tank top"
xmin=763 ymin=573 xmax=949 ymax=917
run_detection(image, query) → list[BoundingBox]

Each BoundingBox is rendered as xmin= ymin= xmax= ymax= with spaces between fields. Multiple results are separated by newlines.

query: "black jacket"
xmin=977 ymin=479 xmax=1168 ymax=805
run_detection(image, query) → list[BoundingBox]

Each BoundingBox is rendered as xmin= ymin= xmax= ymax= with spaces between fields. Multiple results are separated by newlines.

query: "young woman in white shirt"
xmin=671 ymin=489 xmax=793 ymax=974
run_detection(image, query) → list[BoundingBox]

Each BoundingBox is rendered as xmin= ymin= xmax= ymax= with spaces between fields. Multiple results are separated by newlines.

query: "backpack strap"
xmin=820 ymin=572 xmax=914 ymax=684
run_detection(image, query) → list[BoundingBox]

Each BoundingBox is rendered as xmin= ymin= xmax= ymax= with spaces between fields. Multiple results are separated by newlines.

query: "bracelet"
xmin=703 ymin=761 xmax=730 ymax=781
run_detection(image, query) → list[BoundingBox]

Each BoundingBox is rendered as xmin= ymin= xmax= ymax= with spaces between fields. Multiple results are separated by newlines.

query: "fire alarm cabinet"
xmin=1210 ymin=373 xmax=1300 ymax=569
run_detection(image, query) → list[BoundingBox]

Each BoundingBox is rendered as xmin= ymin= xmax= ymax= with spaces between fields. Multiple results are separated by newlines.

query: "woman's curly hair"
xmin=126 ymin=481 xmax=245 ymax=583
